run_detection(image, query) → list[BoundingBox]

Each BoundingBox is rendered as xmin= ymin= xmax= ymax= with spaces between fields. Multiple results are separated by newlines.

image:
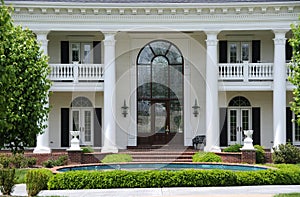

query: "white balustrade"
xmin=218 ymin=62 xmax=274 ymax=82
xmin=49 ymin=64 xmax=104 ymax=82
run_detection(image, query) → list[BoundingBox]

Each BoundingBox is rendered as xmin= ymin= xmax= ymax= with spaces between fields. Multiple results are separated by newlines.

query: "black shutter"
xmin=61 ymin=41 xmax=69 ymax=64
xmin=286 ymin=40 xmax=293 ymax=62
xmin=252 ymin=107 xmax=261 ymax=145
xmin=252 ymin=40 xmax=261 ymax=63
xmin=220 ymin=108 xmax=228 ymax=146
xmin=286 ymin=107 xmax=293 ymax=143
xmin=219 ymin=41 xmax=227 ymax=63
xmin=94 ymin=108 xmax=102 ymax=147
xmin=61 ymin=108 xmax=69 ymax=147
xmin=93 ymin=41 xmax=101 ymax=64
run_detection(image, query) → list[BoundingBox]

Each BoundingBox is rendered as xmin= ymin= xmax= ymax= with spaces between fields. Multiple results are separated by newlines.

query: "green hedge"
xmin=192 ymin=152 xmax=222 ymax=162
xmin=26 ymin=169 xmax=53 ymax=197
xmin=47 ymin=165 xmax=300 ymax=190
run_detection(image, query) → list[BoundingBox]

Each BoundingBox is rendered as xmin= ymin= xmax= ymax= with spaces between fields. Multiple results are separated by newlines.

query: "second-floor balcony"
xmin=219 ymin=62 xmax=275 ymax=82
xmin=48 ymin=62 xmax=293 ymax=91
xmin=49 ymin=63 xmax=104 ymax=83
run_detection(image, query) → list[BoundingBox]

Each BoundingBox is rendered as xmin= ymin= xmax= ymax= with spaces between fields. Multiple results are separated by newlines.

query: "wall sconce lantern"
xmin=121 ymin=99 xmax=129 ymax=117
xmin=192 ymin=99 xmax=200 ymax=117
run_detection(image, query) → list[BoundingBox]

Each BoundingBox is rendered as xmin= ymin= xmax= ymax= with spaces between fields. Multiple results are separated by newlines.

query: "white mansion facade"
xmin=5 ymin=0 xmax=300 ymax=153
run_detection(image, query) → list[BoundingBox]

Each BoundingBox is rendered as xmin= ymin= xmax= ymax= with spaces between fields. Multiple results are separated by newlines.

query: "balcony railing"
xmin=218 ymin=62 xmax=274 ymax=82
xmin=49 ymin=63 xmax=104 ymax=82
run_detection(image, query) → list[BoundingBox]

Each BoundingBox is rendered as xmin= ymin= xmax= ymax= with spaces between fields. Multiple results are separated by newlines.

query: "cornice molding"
xmin=10 ymin=2 xmax=300 ymax=16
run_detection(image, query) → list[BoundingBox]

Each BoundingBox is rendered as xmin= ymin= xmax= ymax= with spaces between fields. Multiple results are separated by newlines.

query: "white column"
xmin=101 ymin=32 xmax=118 ymax=153
xmin=273 ymin=30 xmax=287 ymax=148
xmin=33 ymin=31 xmax=51 ymax=153
xmin=205 ymin=31 xmax=220 ymax=152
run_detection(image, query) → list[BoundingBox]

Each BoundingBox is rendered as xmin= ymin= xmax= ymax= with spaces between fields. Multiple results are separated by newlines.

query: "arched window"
xmin=71 ymin=96 xmax=93 ymax=107
xmin=136 ymin=40 xmax=184 ymax=145
xmin=229 ymin=96 xmax=251 ymax=107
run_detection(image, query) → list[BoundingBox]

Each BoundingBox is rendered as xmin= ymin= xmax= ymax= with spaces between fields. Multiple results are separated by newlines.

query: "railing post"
xmin=243 ymin=61 xmax=249 ymax=82
xmin=73 ymin=62 xmax=79 ymax=83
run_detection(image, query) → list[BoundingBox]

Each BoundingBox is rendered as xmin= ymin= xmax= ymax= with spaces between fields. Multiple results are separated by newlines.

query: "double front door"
xmin=71 ymin=108 xmax=93 ymax=146
xmin=137 ymin=100 xmax=183 ymax=146
xmin=228 ymin=108 xmax=251 ymax=145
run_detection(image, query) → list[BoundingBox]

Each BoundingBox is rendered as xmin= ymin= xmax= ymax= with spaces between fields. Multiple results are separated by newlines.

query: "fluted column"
xmin=273 ymin=30 xmax=287 ymax=148
xmin=33 ymin=31 xmax=51 ymax=153
xmin=205 ymin=31 xmax=220 ymax=152
xmin=101 ymin=32 xmax=118 ymax=153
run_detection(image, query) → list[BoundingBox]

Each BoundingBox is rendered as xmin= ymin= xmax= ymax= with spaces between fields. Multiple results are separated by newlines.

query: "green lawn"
xmin=15 ymin=168 xmax=29 ymax=184
xmin=274 ymin=194 xmax=300 ymax=197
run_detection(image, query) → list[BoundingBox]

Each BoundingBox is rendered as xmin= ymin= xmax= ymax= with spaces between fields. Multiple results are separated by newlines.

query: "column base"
xmin=204 ymin=145 xmax=221 ymax=152
xmin=101 ymin=146 xmax=118 ymax=153
xmin=33 ymin=146 xmax=51 ymax=153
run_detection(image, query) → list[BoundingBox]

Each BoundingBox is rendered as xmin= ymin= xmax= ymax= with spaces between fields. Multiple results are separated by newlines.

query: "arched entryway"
xmin=227 ymin=96 xmax=252 ymax=145
xmin=136 ymin=40 xmax=184 ymax=146
xmin=70 ymin=96 xmax=94 ymax=146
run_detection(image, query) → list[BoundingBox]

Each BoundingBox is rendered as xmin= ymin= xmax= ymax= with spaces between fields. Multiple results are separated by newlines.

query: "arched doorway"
xmin=227 ymin=96 xmax=252 ymax=145
xmin=70 ymin=96 xmax=94 ymax=146
xmin=136 ymin=40 xmax=184 ymax=146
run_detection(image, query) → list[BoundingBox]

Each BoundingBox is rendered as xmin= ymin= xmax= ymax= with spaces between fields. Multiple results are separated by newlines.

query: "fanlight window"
xmin=229 ymin=96 xmax=251 ymax=107
xmin=71 ymin=96 xmax=93 ymax=107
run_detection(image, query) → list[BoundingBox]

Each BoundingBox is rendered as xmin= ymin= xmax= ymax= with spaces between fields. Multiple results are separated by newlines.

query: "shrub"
xmin=272 ymin=143 xmax=300 ymax=164
xmin=0 ymin=168 xmax=15 ymax=195
xmin=192 ymin=152 xmax=222 ymax=162
xmin=223 ymin=144 xmax=243 ymax=152
xmin=101 ymin=154 xmax=133 ymax=163
xmin=47 ymin=169 xmax=238 ymax=190
xmin=254 ymin=145 xmax=265 ymax=164
xmin=26 ymin=169 xmax=53 ymax=197
xmin=81 ymin=146 xmax=94 ymax=153
xmin=47 ymin=165 xmax=300 ymax=190
xmin=0 ymin=154 xmax=36 ymax=168
xmin=42 ymin=155 xmax=68 ymax=168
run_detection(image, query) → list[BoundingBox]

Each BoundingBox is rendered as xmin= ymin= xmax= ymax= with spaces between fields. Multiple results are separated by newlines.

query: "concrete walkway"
xmin=9 ymin=184 xmax=300 ymax=197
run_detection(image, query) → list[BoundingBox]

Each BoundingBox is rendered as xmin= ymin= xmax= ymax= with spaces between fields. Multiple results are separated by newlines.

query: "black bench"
xmin=192 ymin=135 xmax=206 ymax=149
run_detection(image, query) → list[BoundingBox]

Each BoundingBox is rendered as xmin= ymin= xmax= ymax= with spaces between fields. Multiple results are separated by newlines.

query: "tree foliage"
xmin=0 ymin=1 xmax=51 ymax=153
xmin=289 ymin=18 xmax=300 ymax=124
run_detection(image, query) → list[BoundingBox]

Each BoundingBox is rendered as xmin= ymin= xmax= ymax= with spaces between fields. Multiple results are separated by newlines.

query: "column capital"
xmin=103 ymin=31 xmax=116 ymax=46
xmin=273 ymin=29 xmax=288 ymax=45
xmin=205 ymin=31 xmax=219 ymax=46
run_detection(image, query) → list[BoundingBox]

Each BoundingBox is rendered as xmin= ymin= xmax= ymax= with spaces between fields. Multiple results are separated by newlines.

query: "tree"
xmin=289 ymin=18 xmax=300 ymax=125
xmin=0 ymin=0 xmax=51 ymax=153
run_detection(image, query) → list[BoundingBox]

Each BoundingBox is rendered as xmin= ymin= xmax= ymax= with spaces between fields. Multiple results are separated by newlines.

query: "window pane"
xmin=72 ymin=43 xmax=80 ymax=62
xmin=154 ymin=102 xmax=167 ymax=133
xmin=166 ymin=45 xmax=182 ymax=64
xmin=138 ymin=65 xmax=151 ymax=99
xmin=295 ymin=122 xmax=300 ymax=142
xmin=152 ymin=56 xmax=169 ymax=98
xmin=72 ymin=111 xmax=80 ymax=131
xmin=170 ymin=65 xmax=183 ymax=99
xmin=170 ymin=100 xmax=183 ymax=133
xmin=137 ymin=100 xmax=151 ymax=133
xmin=230 ymin=43 xmax=237 ymax=63
xmin=138 ymin=45 xmax=154 ymax=64
xmin=241 ymin=43 xmax=249 ymax=62
xmin=230 ymin=110 xmax=237 ymax=141
xmin=242 ymin=110 xmax=249 ymax=130
xmin=84 ymin=111 xmax=91 ymax=142
xmin=150 ymin=41 xmax=170 ymax=56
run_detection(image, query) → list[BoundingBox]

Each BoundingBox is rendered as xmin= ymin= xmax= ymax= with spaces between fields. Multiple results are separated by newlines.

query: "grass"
xmin=274 ymin=194 xmax=300 ymax=197
xmin=15 ymin=168 xmax=29 ymax=184
xmin=101 ymin=153 xmax=133 ymax=163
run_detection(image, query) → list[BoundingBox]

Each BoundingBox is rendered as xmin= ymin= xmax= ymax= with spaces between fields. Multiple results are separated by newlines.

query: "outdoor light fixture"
xmin=121 ymin=99 xmax=129 ymax=117
xmin=192 ymin=99 xmax=200 ymax=117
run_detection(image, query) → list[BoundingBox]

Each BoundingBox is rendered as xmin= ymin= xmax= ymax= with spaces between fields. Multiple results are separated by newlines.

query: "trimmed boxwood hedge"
xmin=48 ymin=164 xmax=300 ymax=190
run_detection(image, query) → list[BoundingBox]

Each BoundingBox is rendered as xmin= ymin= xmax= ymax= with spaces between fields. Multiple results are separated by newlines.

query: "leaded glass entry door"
xmin=137 ymin=40 xmax=184 ymax=146
xmin=71 ymin=108 xmax=93 ymax=146
xmin=228 ymin=108 xmax=251 ymax=145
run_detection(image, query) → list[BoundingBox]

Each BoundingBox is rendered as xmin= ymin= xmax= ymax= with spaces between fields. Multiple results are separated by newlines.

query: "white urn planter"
xmin=68 ymin=130 xmax=81 ymax=151
xmin=240 ymin=130 xmax=255 ymax=151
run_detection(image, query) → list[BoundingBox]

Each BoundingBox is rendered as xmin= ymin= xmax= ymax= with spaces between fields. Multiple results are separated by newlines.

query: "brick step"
xmin=132 ymin=158 xmax=193 ymax=162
